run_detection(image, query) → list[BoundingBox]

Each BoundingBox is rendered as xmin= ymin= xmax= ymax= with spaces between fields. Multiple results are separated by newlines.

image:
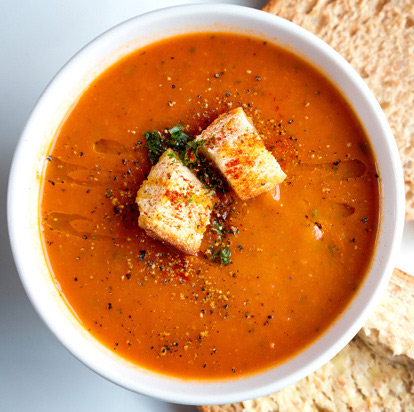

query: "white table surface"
xmin=0 ymin=1 xmax=412 ymax=411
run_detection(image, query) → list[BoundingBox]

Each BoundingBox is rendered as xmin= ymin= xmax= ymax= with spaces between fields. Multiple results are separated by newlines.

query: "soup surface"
xmin=40 ymin=33 xmax=379 ymax=379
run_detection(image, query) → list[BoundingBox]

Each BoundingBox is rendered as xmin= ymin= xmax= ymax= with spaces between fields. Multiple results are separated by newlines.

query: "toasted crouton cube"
xmin=136 ymin=149 xmax=214 ymax=255
xmin=195 ymin=108 xmax=286 ymax=200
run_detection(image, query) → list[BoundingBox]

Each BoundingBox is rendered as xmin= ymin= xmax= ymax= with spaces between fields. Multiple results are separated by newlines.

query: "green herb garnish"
xmin=327 ymin=245 xmax=340 ymax=256
xmin=186 ymin=193 xmax=195 ymax=204
xmin=312 ymin=209 xmax=319 ymax=219
xmin=218 ymin=244 xmax=231 ymax=265
xmin=143 ymin=124 xmax=190 ymax=164
xmin=210 ymin=243 xmax=232 ymax=266
xmin=211 ymin=218 xmax=225 ymax=235
xmin=180 ymin=139 xmax=205 ymax=168
xmin=208 ymin=203 xmax=234 ymax=266
xmin=144 ymin=130 xmax=167 ymax=164
xmin=167 ymin=125 xmax=189 ymax=152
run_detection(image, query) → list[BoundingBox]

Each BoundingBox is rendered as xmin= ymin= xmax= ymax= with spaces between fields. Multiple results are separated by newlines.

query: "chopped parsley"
xmin=209 ymin=243 xmax=231 ymax=265
xmin=143 ymin=124 xmax=193 ymax=165
xmin=211 ymin=218 xmax=225 ymax=235
xmin=143 ymin=130 xmax=167 ymax=164
xmin=166 ymin=125 xmax=189 ymax=152
xmin=208 ymin=204 xmax=234 ymax=266
xmin=217 ymin=244 xmax=231 ymax=265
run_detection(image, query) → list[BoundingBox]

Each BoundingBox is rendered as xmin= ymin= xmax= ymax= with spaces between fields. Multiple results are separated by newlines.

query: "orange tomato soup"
xmin=40 ymin=33 xmax=379 ymax=379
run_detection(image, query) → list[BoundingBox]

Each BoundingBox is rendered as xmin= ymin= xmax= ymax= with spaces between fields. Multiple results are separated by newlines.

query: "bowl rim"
xmin=7 ymin=3 xmax=405 ymax=405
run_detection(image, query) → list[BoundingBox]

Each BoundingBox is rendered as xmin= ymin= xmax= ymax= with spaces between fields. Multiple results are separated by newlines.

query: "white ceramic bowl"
xmin=8 ymin=4 xmax=405 ymax=406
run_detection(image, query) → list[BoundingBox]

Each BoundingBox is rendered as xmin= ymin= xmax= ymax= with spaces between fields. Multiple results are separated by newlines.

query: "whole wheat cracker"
xmin=200 ymin=269 xmax=414 ymax=412
xmin=263 ymin=0 xmax=414 ymax=220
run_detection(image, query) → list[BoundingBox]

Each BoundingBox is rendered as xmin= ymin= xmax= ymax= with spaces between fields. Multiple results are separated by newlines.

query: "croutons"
xmin=136 ymin=149 xmax=214 ymax=255
xmin=195 ymin=107 xmax=286 ymax=200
